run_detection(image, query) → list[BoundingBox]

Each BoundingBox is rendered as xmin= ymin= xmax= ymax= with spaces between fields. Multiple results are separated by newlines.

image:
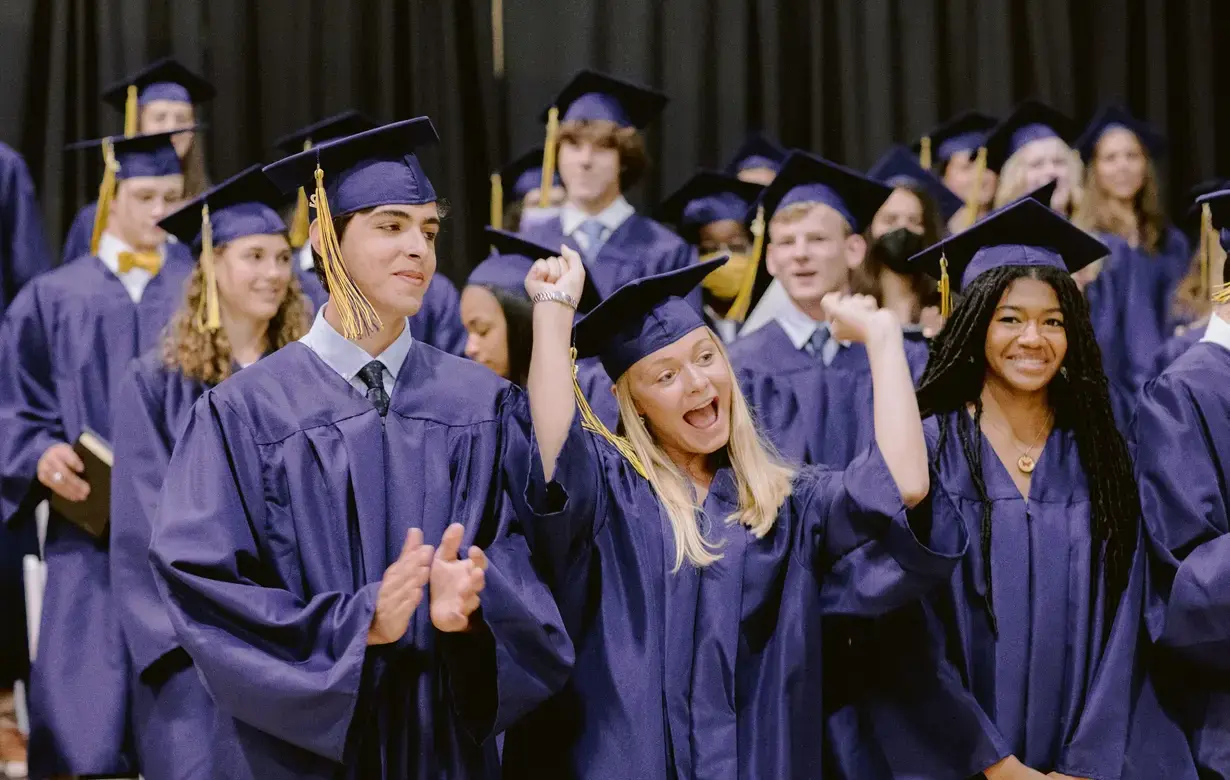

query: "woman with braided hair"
xmin=897 ymin=198 xmax=1151 ymax=779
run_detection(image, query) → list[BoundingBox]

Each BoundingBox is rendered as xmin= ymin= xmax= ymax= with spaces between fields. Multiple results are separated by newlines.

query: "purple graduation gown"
xmin=573 ymin=356 xmax=619 ymax=432
xmin=109 ymin=349 xmax=251 ymax=780
xmin=729 ymin=321 xmax=930 ymax=468
xmin=0 ymin=141 xmax=53 ymax=688
xmin=1086 ymin=232 xmax=1187 ymax=430
xmin=1149 ymin=325 xmax=1204 ymax=381
xmin=0 ymin=251 xmax=193 ymax=777
xmin=296 ymin=265 xmax=468 ymax=356
xmin=148 ymin=342 xmax=572 ymax=780
xmin=1132 ymin=340 xmax=1230 ymax=778
xmin=902 ymin=413 xmax=1147 ymax=778
xmin=60 ymin=201 xmax=96 ymax=266
xmin=504 ymin=415 xmax=966 ymax=780
xmin=518 ymin=213 xmax=696 ymax=300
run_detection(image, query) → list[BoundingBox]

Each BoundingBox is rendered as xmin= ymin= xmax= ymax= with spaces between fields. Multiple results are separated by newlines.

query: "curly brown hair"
xmin=162 ymin=257 xmax=311 ymax=385
xmin=557 ymin=119 xmax=649 ymax=191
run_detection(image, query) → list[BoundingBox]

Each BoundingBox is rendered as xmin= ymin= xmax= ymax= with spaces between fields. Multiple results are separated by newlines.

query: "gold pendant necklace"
xmin=985 ymin=410 xmax=1052 ymax=475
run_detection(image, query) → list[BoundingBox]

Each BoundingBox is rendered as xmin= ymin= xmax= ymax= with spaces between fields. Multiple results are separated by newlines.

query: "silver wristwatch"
xmin=531 ymin=290 xmax=578 ymax=310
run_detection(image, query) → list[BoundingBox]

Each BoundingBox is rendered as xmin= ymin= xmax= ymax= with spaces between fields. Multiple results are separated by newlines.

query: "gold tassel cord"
xmin=539 ymin=107 xmax=560 ymax=208
xmin=89 ymin=140 xmax=120 ymax=256
xmin=1213 ymin=282 xmax=1230 ymax=304
xmin=124 ymin=85 xmax=139 ymax=137
xmin=288 ymin=139 xmax=313 ymax=249
xmin=939 ymin=253 xmax=952 ymax=320
xmin=726 ymin=204 xmax=765 ymax=323
xmin=492 ymin=0 xmax=505 ymax=79
xmin=490 ymin=172 xmax=503 ymax=229
xmin=572 ymin=349 xmax=646 ymax=479
xmin=194 ymin=204 xmax=221 ymax=333
xmin=1201 ymin=203 xmax=1213 ymax=304
xmin=919 ymin=136 xmax=932 ymax=170
xmin=311 ymin=166 xmax=382 ymax=340
xmin=963 ymin=146 xmax=988 ymax=230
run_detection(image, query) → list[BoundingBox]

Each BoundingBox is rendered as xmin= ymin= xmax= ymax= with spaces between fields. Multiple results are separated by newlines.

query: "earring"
xmin=1059 ymin=366 xmax=1069 ymax=380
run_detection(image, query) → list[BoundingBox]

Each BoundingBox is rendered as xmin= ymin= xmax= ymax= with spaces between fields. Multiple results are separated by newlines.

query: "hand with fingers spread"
xmin=430 ymin=523 xmax=488 ymax=633
xmin=367 ymin=528 xmax=434 ymax=646
xmin=821 ymin=292 xmax=899 ymax=346
xmin=524 ymin=244 xmax=587 ymax=307
xmin=37 ymin=442 xmax=90 ymax=503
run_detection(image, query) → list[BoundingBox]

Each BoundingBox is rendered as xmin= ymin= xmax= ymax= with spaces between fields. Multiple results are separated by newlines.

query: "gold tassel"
xmin=490 ymin=172 xmax=503 ymax=229
xmin=194 ymin=204 xmax=221 ymax=332
xmin=89 ymin=139 xmax=120 ymax=256
xmin=1213 ymin=283 xmax=1230 ymax=304
xmin=1201 ymin=203 xmax=1213 ymax=304
xmin=726 ymin=204 xmax=765 ymax=323
xmin=124 ymin=85 xmax=138 ymax=137
xmin=288 ymin=140 xmax=313 ymax=249
xmin=572 ymin=349 xmax=646 ymax=479
xmin=311 ymin=166 xmax=381 ymax=340
xmin=919 ymin=136 xmax=932 ymax=170
xmin=962 ymin=146 xmax=987 ymax=230
xmin=939 ymin=253 xmax=952 ymax=320
xmin=539 ymin=107 xmax=560 ymax=208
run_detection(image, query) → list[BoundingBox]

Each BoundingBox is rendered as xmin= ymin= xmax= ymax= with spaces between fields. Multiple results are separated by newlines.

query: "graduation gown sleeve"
xmin=61 ymin=202 xmax=96 ymax=265
xmin=0 ymin=143 xmax=51 ymax=313
xmin=0 ymin=284 xmax=62 ymax=524
xmin=1134 ymin=359 xmax=1230 ymax=664
xmin=150 ymin=394 xmax=379 ymax=762
xmin=408 ymin=274 xmax=466 ymax=356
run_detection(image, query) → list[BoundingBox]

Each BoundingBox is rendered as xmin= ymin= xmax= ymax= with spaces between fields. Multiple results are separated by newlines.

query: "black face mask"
xmin=870 ymin=227 xmax=925 ymax=274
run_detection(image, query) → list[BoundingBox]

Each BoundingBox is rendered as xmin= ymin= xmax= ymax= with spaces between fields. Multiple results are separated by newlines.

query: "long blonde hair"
xmin=993 ymin=139 xmax=1085 ymax=217
xmin=162 ymin=257 xmax=310 ymax=385
xmin=612 ymin=333 xmax=796 ymax=570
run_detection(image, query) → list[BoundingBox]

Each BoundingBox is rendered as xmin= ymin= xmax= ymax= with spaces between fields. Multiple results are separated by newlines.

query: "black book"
xmin=49 ymin=429 xmax=112 ymax=539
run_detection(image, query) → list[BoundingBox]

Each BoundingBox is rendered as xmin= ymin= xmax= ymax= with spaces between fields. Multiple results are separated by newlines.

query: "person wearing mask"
xmin=654 ymin=169 xmax=764 ymax=342
xmin=61 ymin=58 xmax=213 ymax=264
xmin=110 ymin=165 xmax=310 ymax=780
xmin=518 ymin=70 xmax=694 ymax=297
xmin=0 ymin=130 xmax=193 ymax=779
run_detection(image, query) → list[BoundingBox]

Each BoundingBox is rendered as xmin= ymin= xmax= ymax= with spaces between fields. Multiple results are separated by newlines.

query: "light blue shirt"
xmin=561 ymin=195 xmax=635 ymax=252
xmin=298 ymin=304 xmax=414 ymax=396
xmin=774 ymin=297 xmax=845 ymax=366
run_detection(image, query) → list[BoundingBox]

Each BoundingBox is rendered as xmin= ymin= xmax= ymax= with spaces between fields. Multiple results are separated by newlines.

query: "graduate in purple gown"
xmin=148 ymin=118 xmax=571 ymax=780
xmin=862 ymin=144 xmax=963 ymax=333
xmin=728 ymin=151 xmax=930 ymax=469
xmin=1072 ymin=107 xmax=1188 ymax=429
xmin=0 ymin=130 xmax=193 ymax=778
xmin=723 ymin=131 xmax=786 ymax=187
xmin=868 ymin=198 xmax=1159 ymax=778
xmin=109 ymin=165 xmax=311 ymax=780
xmin=913 ymin=110 xmax=999 ymax=232
xmin=654 ymin=169 xmax=764 ymax=342
xmin=507 ymin=247 xmax=966 ymax=779
xmin=62 ymin=58 xmax=214 ymax=265
xmin=1130 ymin=188 xmax=1230 ymax=779
xmin=517 ymin=70 xmax=695 ymax=298
xmin=462 ymin=228 xmax=615 ymax=428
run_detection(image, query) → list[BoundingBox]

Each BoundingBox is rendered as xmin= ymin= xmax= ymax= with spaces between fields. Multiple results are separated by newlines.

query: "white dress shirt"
xmin=97 ymin=232 xmax=162 ymax=304
xmin=1202 ymin=312 xmax=1230 ymax=352
xmin=560 ymin=195 xmax=636 ymax=253
xmin=298 ymin=304 xmax=414 ymax=397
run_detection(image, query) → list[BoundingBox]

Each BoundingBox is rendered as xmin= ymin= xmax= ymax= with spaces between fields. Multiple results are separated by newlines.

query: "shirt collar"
xmin=97 ymin=231 xmax=163 ymax=277
xmin=300 ymin=303 xmax=415 ymax=384
xmin=561 ymin=195 xmax=635 ymax=237
xmin=773 ymin=294 xmax=851 ymax=353
xmin=1202 ymin=312 xmax=1230 ymax=352
xmin=297 ymin=244 xmax=315 ymax=272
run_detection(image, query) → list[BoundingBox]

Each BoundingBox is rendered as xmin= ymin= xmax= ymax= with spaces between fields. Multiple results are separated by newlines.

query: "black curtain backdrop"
xmin=0 ymin=0 xmax=1227 ymax=284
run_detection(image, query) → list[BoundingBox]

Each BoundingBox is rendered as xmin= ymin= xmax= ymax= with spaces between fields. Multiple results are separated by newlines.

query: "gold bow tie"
xmin=117 ymin=251 xmax=162 ymax=276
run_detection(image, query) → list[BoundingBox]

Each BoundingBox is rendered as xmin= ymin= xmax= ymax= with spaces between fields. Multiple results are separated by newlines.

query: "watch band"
xmin=531 ymin=290 xmax=578 ymax=310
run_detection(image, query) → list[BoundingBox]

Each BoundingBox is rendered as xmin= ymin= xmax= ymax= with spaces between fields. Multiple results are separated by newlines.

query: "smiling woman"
xmin=505 ymin=246 xmax=973 ymax=779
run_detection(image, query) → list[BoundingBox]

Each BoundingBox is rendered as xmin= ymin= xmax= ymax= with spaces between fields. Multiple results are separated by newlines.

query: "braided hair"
xmin=915 ymin=264 xmax=1139 ymax=635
